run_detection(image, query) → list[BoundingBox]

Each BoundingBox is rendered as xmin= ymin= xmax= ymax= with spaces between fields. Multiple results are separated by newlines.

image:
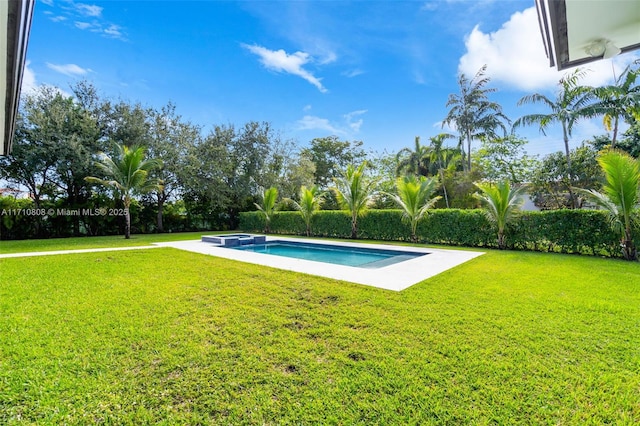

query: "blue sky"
xmin=27 ymin=0 xmax=639 ymax=158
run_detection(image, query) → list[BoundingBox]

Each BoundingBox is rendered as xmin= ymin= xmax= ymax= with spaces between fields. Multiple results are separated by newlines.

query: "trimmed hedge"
xmin=240 ymin=208 xmax=640 ymax=259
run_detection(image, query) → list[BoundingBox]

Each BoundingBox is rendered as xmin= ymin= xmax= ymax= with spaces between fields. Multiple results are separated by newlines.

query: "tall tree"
xmin=576 ymin=150 xmax=639 ymax=260
xmin=85 ymin=144 xmax=162 ymax=239
xmin=513 ymin=69 xmax=594 ymax=207
xmin=474 ymin=181 xmax=527 ymax=250
xmin=587 ymin=62 xmax=640 ymax=146
xmin=104 ymin=101 xmax=151 ymax=152
xmin=531 ymin=145 xmax=601 ymax=209
xmin=177 ymin=125 xmax=233 ymax=229
xmin=332 ymin=162 xmax=376 ymax=239
xmin=177 ymin=122 xmax=277 ymax=229
xmin=428 ymin=133 xmax=460 ymax=208
xmin=434 ymin=149 xmax=460 ymax=209
xmin=0 ymin=86 xmax=104 ymax=236
xmin=589 ymin=128 xmax=640 ymax=158
xmin=473 ymin=136 xmax=539 ymax=184
xmin=388 ymin=175 xmax=441 ymax=242
xmin=146 ymin=103 xmax=200 ymax=232
xmin=50 ymin=92 xmax=102 ymax=230
xmin=0 ymin=87 xmax=60 ymax=212
xmin=443 ymin=65 xmax=510 ymax=171
xmin=367 ymin=150 xmax=400 ymax=209
xmin=301 ymin=136 xmax=366 ymax=188
xmin=395 ymin=136 xmax=433 ymax=177
xmin=280 ymin=152 xmax=317 ymax=201
xmin=228 ymin=121 xmax=273 ymax=218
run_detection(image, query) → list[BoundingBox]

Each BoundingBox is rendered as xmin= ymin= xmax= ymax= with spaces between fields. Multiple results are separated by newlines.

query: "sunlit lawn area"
xmin=0 ymin=231 xmax=218 ymax=254
xmin=1 ymin=238 xmax=639 ymax=424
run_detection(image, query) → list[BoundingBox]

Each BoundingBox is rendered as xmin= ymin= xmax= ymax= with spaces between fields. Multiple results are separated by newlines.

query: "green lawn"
xmin=1 ymin=242 xmax=639 ymax=424
xmin=0 ymin=231 xmax=216 ymax=254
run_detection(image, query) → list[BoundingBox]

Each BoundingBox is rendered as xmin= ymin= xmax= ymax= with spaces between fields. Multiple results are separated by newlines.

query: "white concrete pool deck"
xmin=154 ymin=237 xmax=485 ymax=291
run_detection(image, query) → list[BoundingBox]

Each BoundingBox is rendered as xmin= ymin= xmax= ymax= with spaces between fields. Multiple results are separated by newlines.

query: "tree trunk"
xmin=497 ymin=230 xmax=505 ymax=250
xmin=351 ymin=219 xmax=358 ymax=239
xmin=157 ymin=194 xmax=164 ymax=233
xmin=440 ymin=169 xmax=450 ymax=208
xmin=623 ymin=227 xmax=637 ymax=260
xmin=562 ymin=122 xmax=576 ymax=209
xmin=466 ymin=132 xmax=472 ymax=172
xmin=70 ymin=187 xmax=80 ymax=236
xmin=612 ymin=116 xmax=619 ymax=148
xmin=124 ymin=196 xmax=131 ymax=239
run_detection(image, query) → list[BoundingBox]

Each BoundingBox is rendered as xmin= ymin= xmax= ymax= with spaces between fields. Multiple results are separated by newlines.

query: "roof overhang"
xmin=1 ymin=0 xmax=34 ymax=156
xmin=536 ymin=0 xmax=640 ymax=70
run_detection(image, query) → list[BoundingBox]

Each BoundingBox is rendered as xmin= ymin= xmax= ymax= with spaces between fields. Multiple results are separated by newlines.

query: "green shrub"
xmin=239 ymin=208 xmax=640 ymax=259
xmin=270 ymin=212 xmax=306 ymax=235
xmin=1 ymin=196 xmax=39 ymax=240
xmin=420 ymin=209 xmax=494 ymax=247
xmin=359 ymin=210 xmax=408 ymax=241
xmin=302 ymin=211 xmax=352 ymax=238
xmin=239 ymin=211 xmax=265 ymax=233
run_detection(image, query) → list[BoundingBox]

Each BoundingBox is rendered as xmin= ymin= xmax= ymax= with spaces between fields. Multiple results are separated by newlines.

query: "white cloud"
xmin=21 ymin=61 xmax=37 ymax=94
xmin=344 ymin=110 xmax=368 ymax=132
xmin=318 ymin=50 xmax=337 ymax=65
xmin=303 ymin=104 xmax=312 ymax=112
xmin=75 ymin=3 xmax=103 ymax=17
xmin=19 ymin=63 xmax=72 ymax=98
xmin=296 ymin=115 xmax=343 ymax=134
xmin=75 ymin=21 xmax=92 ymax=30
xmin=342 ymin=68 xmax=364 ymax=78
xmin=104 ymin=24 xmax=123 ymax=38
xmin=295 ymin=110 xmax=367 ymax=135
xmin=421 ymin=2 xmax=438 ymax=11
xmin=413 ymin=70 xmax=426 ymax=85
xmin=458 ymin=7 xmax=638 ymax=92
xmin=46 ymin=1 xmax=126 ymax=41
xmin=242 ymin=44 xmax=328 ymax=93
xmin=435 ymin=120 xmax=457 ymax=133
xmin=46 ymin=63 xmax=90 ymax=77
xmin=41 ymin=0 xmax=53 ymax=5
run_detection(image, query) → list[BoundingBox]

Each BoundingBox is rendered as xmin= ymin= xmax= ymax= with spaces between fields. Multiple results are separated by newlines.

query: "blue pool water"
xmin=232 ymin=240 xmax=426 ymax=268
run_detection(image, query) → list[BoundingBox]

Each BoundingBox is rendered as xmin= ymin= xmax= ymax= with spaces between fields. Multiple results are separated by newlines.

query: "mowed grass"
xmin=1 ymin=247 xmax=639 ymax=424
xmin=0 ymin=231 xmax=217 ymax=254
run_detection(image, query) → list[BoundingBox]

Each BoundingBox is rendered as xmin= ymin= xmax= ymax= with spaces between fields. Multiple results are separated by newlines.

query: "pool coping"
xmin=154 ymin=237 xmax=485 ymax=291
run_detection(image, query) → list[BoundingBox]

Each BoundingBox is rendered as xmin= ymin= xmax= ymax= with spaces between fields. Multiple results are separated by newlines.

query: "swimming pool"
xmin=232 ymin=240 xmax=426 ymax=268
xmin=156 ymin=237 xmax=484 ymax=291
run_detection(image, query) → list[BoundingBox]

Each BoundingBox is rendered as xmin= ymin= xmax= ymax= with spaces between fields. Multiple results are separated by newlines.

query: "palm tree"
xmin=513 ymin=69 xmax=594 ymax=208
xmin=473 ymin=181 xmax=527 ymax=250
xmin=86 ymin=144 xmax=162 ymax=239
xmin=443 ymin=65 xmax=510 ymax=172
xmin=254 ymin=186 xmax=279 ymax=233
xmin=388 ymin=175 xmax=441 ymax=242
xmin=395 ymin=136 xmax=433 ymax=177
xmin=575 ymin=150 xmax=640 ymax=260
xmin=434 ymin=149 xmax=461 ymax=208
xmin=587 ymin=62 xmax=640 ymax=147
xmin=428 ymin=133 xmax=460 ymax=208
xmin=332 ymin=162 xmax=377 ymax=239
xmin=289 ymin=185 xmax=323 ymax=237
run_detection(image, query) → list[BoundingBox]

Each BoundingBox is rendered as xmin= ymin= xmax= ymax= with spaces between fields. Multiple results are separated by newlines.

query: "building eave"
xmin=536 ymin=0 xmax=640 ymax=71
xmin=1 ymin=0 xmax=34 ymax=156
